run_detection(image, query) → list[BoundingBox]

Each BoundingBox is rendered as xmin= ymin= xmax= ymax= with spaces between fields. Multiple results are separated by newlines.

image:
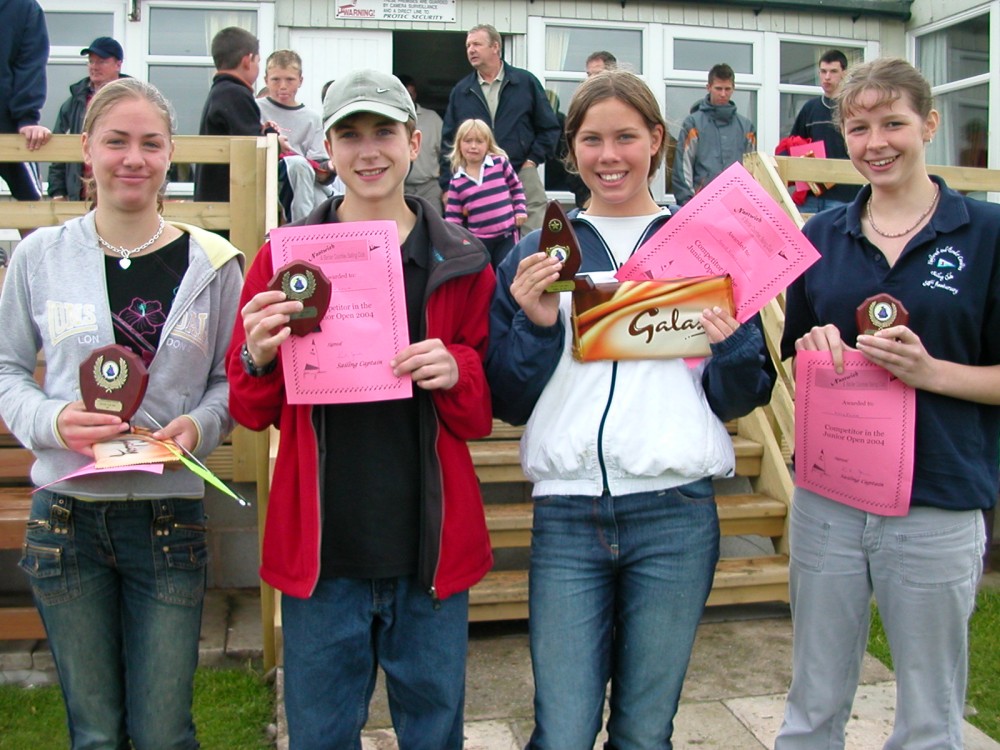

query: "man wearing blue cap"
xmin=49 ymin=36 xmax=127 ymax=201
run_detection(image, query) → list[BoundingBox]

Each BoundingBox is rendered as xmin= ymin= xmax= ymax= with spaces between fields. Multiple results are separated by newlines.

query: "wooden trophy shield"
xmin=79 ymin=344 xmax=149 ymax=421
xmin=268 ymin=259 xmax=332 ymax=337
xmin=856 ymin=293 xmax=910 ymax=336
xmin=540 ymin=201 xmax=582 ymax=293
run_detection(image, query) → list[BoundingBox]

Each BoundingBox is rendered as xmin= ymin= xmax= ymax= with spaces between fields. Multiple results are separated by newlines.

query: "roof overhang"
xmin=587 ymin=0 xmax=912 ymax=21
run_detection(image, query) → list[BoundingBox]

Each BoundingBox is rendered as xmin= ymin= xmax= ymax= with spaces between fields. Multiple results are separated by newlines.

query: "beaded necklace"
xmin=865 ymin=185 xmax=939 ymax=239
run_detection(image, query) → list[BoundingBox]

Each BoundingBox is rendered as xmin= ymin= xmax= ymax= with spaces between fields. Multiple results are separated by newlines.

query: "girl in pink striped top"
xmin=445 ymin=118 xmax=527 ymax=268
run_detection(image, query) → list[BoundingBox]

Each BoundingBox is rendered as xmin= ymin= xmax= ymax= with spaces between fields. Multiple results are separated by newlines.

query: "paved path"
xmin=5 ymin=579 xmax=998 ymax=749
xmin=348 ymin=605 xmax=1000 ymax=750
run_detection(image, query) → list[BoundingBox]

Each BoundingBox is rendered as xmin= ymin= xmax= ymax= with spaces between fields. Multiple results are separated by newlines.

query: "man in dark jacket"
xmin=0 ymin=0 xmax=50 ymax=201
xmin=440 ymin=24 xmax=560 ymax=233
xmin=194 ymin=27 xmax=264 ymax=206
xmin=48 ymin=36 xmax=126 ymax=201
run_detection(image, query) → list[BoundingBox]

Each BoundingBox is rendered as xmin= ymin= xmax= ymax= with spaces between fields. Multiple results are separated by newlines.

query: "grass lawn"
xmin=868 ymin=586 xmax=1000 ymax=741
xmin=0 ymin=664 xmax=274 ymax=749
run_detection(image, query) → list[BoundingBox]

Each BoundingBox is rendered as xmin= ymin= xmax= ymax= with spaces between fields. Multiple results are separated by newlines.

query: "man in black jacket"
xmin=440 ymin=24 xmax=560 ymax=233
xmin=0 ymin=0 xmax=50 ymax=202
xmin=48 ymin=36 xmax=126 ymax=201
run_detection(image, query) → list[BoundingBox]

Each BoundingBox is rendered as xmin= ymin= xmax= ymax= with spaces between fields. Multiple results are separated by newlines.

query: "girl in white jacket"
xmin=486 ymin=69 xmax=775 ymax=749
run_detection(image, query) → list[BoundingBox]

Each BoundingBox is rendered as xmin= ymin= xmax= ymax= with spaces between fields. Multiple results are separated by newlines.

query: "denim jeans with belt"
xmin=19 ymin=490 xmax=207 ymax=750
xmin=527 ymin=479 xmax=721 ymax=750
xmin=281 ymin=575 xmax=470 ymax=750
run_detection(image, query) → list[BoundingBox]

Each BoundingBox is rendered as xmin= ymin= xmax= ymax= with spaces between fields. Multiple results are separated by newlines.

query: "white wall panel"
xmin=288 ymin=28 xmax=393 ymax=113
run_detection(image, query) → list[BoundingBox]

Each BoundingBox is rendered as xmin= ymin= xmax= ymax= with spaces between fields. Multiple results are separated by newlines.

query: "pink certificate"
xmin=794 ymin=350 xmax=916 ymax=516
xmin=788 ymin=139 xmax=828 ymax=194
xmin=269 ymin=222 xmax=412 ymax=404
xmin=617 ymin=162 xmax=819 ymax=322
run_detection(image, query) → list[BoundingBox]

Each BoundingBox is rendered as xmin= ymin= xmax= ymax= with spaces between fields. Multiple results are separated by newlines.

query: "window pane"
xmin=673 ymin=40 xmax=752 ymax=75
xmin=41 ymin=64 xmax=87 ymax=132
xmin=45 ymin=12 xmax=114 ymax=48
xmin=665 ymin=86 xmax=706 ymax=138
xmin=544 ymin=81 xmax=578 ymax=117
xmin=148 ymin=65 xmax=217 ymax=136
xmin=544 ymin=27 xmax=642 ymax=73
xmin=541 ymin=81 xmax=575 ymax=192
xmin=780 ymin=92 xmax=819 ymax=140
xmin=780 ymin=43 xmax=864 ymax=85
xmin=37 ymin=64 xmax=89 ymax=184
xmin=149 ymin=8 xmax=257 ymax=56
xmin=927 ymin=84 xmax=988 ymax=169
xmin=916 ymin=16 xmax=990 ymax=86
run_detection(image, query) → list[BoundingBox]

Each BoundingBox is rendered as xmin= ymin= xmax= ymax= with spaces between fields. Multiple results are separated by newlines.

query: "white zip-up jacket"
xmin=487 ymin=213 xmax=776 ymax=498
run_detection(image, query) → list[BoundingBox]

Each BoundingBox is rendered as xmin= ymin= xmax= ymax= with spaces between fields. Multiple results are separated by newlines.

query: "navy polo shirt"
xmin=782 ymin=177 xmax=1000 ymax=511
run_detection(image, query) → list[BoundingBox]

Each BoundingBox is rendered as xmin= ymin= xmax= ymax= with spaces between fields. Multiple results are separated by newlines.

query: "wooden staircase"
xmin=467 ymin=413 xmax=794 ymax=622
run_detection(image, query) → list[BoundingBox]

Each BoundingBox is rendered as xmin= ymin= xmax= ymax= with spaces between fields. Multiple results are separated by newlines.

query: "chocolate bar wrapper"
xmin=571 ymin=275 xmax=734 ymax=362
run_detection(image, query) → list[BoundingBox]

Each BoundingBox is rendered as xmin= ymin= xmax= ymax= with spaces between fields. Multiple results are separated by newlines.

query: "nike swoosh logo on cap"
xmin=376 ymin=87 xmax=390 ymax=93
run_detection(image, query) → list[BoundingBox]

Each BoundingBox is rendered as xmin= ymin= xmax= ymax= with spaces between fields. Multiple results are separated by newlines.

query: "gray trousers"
xmin=405 ymin=179 xmax=443 ymax=215
xmin=775 ymin=487 xmax=984 ymax=750
xmin=519 ymin=164 xmax=547 ymax=234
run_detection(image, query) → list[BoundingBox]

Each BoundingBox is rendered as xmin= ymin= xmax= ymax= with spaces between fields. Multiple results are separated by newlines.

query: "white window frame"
xmin=142 ymin=1 xmax=275 ymax=84
xmin=664 ymin=26 xmax=763 ymax=86
xmin=663 ymin=25 xmax=762 ymax=166
xmin=764 ymin=33 xmax=878 ymax=152
xmin=36 ymin=0 xmax=273 ymax=197
xmin=142 ymin=0 xmax=274 ymax=194
xmin=41 ymin=0 xmax=125 ymax=54
xmin=907 ymin=2 xmax=997 ymax=204
xmin=527 ymin=16 xmax=657 ymax=203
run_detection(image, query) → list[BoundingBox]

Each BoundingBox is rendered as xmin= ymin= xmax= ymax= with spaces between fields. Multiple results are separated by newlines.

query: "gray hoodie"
xmin=671 ymin=95 xmax=756 ymax=205
xmin=0 ymin=213 xmax=244 ymax=499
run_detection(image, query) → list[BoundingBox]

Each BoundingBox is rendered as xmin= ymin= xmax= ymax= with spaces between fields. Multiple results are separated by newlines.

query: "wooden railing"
xmin=0 ymin=134 xmax=276 ymax=256
xmin=0 ymin=133 xmax=280 ymax=666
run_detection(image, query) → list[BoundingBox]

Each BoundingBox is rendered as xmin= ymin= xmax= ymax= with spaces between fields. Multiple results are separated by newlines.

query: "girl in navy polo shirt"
xmin=776 ymin=58 xmax=1000 ymax=749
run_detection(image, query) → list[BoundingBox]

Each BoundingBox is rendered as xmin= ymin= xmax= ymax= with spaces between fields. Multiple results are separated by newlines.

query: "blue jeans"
xmin=480 ymin=231 xmax=519 ymax=270
xmin=281 ymin=575 xmax=469 ymax=750
xmin=19 ymin=491 xmax=206 ymax=750
xmin=775 ymin=487 xmax=984 ymax=750
xmin=527 ymin=480 xmax=721 ymax=750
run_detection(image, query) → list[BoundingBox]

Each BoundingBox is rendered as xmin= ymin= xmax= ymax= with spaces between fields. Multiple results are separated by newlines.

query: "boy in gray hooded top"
xmin=671 ymin=63 xmax=756 ymax=205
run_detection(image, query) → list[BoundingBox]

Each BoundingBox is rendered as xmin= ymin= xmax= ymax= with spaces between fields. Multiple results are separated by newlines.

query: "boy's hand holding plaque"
xmin=79 ymin=344 xmax=148 ymax=422
xmin=856 ymin=293 xmax=909 ymax=336
xmin=268 ymin=259 xmax=332 ymax=337
xmin=540 ymin=201 xmax=582 ymax=293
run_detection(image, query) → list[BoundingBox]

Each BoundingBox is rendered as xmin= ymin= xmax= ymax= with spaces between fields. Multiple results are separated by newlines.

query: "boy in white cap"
xmin=227 ymin=69 xmax=495 ymax=749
